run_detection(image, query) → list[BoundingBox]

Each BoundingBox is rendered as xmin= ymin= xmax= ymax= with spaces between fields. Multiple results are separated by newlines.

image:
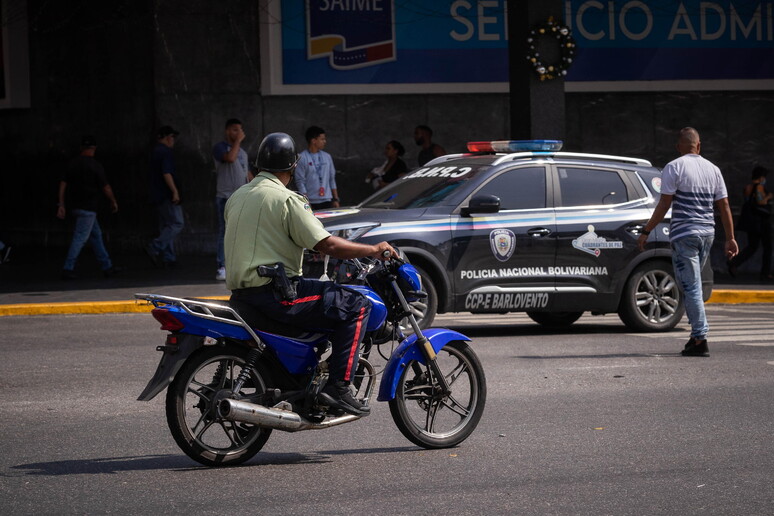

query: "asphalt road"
xmin=1 ymin=307 xmax=773 ymax=515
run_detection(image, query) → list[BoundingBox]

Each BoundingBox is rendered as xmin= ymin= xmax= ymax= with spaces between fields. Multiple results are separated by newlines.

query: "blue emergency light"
xmin=467 ymin=140 xmax=563 ymax=153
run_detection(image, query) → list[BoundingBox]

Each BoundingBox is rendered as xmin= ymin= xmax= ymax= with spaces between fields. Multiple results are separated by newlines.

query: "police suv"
xmin=314 ymin=140 xmax=712 ymax=331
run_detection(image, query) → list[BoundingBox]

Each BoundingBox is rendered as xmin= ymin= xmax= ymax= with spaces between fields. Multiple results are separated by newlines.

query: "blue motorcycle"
xmin=135 ymin=253 xmax=486 ymax=467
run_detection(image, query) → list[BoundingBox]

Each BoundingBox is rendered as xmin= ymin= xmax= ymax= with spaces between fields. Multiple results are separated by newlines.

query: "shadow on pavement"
xmin=7 ymin=446 xmax=422 ymax=475
xmin=447 ymin=323 xmax=636 ymax=338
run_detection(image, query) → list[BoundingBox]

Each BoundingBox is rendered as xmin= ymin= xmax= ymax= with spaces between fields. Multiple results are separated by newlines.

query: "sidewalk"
xmin=0 ymin=249 xmax=230 ymax=316
xmin=1 ymin=247 xmax=773 ymax=316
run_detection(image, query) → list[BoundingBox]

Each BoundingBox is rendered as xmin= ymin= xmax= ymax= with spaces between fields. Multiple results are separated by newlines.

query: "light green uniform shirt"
xmin=224 ymin=171 xmax=331 ymax=289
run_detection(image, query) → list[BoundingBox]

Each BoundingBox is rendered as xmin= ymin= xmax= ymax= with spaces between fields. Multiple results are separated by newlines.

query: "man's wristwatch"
xmin=641 ymin=228 xmax=651 ymax=236
xmin=332 ymin=198 xmax=339 ymax=202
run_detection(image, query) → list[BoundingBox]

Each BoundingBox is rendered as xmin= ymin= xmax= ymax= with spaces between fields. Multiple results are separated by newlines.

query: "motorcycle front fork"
xmin=415 ymin=336 xmax=451 ymax=396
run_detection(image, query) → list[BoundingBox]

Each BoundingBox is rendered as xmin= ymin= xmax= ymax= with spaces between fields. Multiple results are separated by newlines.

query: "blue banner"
xmin=266 ymin=1 xmax=774 ymax=93
xmin=565 ymin=0 xmax=774 ymax=81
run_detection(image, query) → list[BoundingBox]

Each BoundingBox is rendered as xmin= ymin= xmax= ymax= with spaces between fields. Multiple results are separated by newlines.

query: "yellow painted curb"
xmin=707 ymin=289 xmax=774 ymax=304
xmin=0 ymin=291 xmax=770 ymax=316
xmin=0 ymin=296 xmax=230 ymax=317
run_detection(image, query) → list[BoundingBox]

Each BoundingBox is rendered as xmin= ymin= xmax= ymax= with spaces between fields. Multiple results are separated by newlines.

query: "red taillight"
xmin=151 ymin=308 xmax=185 ymax=331
xmin=467 ymin=141 xmax=494 ymax=153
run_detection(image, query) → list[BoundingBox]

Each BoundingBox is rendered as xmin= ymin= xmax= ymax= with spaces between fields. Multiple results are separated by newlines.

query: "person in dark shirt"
xmin=56 ymin=135 xmax=119 ymax=279
xmin=378 ymin=140 xmax=408 ymax=187
xmin=145 ymin=126 xmax=184 ymax=268
xmin=414 ymin=125 xmax=446 ymax=166
xmin=729 ymin=166 xmax=773 ymax=281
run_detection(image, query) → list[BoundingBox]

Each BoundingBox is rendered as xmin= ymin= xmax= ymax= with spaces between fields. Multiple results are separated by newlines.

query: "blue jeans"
xmin=150 ymin=200 xmax=184 ymax=262
xmin=63 ymin=209 xmax=112 ymax=271
xmin=671 ymin=235 xmax=713 ymax=339
xmin=216 ymin=196 xmax=228 ymax=268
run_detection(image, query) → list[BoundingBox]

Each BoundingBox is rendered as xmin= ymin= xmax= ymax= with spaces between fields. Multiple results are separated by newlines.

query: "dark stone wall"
xmin=0 ymin=0 xmax=155 ymax=255
xmin=1 ymin=0 xmax=772 ymax=265
xmin=565 ymin=91 xmax=774 ymax=208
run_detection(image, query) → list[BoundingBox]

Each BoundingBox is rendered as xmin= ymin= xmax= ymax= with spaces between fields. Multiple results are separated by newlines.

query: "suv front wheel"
xmin=400 ymin=264 xmax=438 ymax=331
xmin=618 ymin=261 xmax=684 ymax=332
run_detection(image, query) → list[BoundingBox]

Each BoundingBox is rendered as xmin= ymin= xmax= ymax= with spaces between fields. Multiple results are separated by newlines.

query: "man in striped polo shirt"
xmin=638 ymin=127 xmax=738 ymax=357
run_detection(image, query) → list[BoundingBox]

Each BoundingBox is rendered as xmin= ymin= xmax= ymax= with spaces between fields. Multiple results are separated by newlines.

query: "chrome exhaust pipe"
xmin=218 ymin=398 xmax=360 ymax=432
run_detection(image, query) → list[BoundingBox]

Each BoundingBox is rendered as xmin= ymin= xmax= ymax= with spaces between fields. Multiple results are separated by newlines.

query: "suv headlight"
xmin=326 ymin=222 xmax=380 ymax=242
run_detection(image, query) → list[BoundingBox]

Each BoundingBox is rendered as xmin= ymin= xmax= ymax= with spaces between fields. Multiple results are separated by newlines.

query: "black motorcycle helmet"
xmin=255 ymin=132 xmax=298 ymax=173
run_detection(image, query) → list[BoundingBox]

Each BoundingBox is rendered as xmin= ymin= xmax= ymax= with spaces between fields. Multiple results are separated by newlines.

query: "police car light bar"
xmin=467 ymin=140 xmax=563 ymax=153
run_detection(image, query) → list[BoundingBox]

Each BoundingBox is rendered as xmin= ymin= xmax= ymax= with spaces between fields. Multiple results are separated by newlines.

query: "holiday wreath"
xmin=526 ymin=17 xmax=576 ymax=81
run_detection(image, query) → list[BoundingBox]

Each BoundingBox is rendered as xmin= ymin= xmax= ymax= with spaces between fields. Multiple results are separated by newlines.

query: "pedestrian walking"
xmin=57 ymin=135 xmax=120 ymax=279
xmin=212 ymin=118 xmax=249 ymax=281
xmin=728 ymin=166 xmax=773 ymax=282
xmin=637 ymin=127 xmax=738 ymax=357
xmin=146 ymin=126 xmax=184 ymax=268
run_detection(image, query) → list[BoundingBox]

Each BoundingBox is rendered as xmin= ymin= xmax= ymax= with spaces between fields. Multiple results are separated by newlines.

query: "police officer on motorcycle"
xmin=224 ymin=132 xmax=396 ymax=417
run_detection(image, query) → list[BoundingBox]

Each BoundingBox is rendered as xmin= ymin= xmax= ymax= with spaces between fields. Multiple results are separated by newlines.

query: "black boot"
xmin=681 ymin=337 xmax=709 ymax=357
xmin=320 ymin=380 xmax=370 ymax=416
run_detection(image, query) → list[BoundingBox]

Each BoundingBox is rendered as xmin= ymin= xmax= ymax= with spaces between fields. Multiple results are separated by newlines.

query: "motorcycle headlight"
xmin=397 ymin=264 xmax=424 ymax=302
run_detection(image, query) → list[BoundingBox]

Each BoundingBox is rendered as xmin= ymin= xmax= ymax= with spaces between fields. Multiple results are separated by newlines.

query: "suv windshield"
xmin=359 ymin=162 xmax=492 ymax=209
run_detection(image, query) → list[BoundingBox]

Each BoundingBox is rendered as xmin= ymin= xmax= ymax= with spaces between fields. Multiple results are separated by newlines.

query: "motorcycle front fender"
xmin=377 ymin=328 xmax=470 ymax=402
xmin=137 ymin=334 xmax=205 ymax=401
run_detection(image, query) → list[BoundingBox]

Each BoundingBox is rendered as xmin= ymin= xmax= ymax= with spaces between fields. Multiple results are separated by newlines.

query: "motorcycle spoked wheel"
xmin=166 ymin=344 xmax=273 ymax=467
xmin=388 ymin=340 xmax=486 ymax=449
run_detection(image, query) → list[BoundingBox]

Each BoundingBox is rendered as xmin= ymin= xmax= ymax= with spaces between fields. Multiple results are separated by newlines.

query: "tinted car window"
xmin=474 ymin=166 xmax=546 ymax=210
xmin=634 ymin=168 xmax=663 ymax=197
xmin=359 ymin=162 xmax=492 ymax=209
xmin=557 ymin=167 xmax=628 ymax=207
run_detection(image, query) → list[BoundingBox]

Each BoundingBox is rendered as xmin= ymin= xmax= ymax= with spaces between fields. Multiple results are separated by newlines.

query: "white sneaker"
xmin=215 ymin=267 xmax=226 ymax=281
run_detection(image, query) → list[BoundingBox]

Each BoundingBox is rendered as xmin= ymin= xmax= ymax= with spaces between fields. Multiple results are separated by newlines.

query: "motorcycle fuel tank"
xmin=346 ymin=285 xmax=387 ymax=332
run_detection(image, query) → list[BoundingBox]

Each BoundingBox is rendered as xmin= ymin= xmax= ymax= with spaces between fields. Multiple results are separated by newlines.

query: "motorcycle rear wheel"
xmin=388 ymin=340 xmax=486 ymax=449
xmin=166 ymin=344 xmax=272 ymax=467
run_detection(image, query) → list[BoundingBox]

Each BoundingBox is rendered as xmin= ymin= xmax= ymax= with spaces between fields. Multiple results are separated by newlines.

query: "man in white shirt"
xmin=638 ymin=127 xmax=738 ymax=357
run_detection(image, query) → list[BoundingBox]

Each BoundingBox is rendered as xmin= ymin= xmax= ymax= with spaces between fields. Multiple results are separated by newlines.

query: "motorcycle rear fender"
xmin=376 ymin=328 xmax=470 ymax=402
xmin=137 ymin=334 xmax=205 ymax=401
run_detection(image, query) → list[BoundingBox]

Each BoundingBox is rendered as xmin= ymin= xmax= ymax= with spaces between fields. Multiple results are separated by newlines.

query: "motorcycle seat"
xmin=186 ymin=297 xmax=310 ymax=338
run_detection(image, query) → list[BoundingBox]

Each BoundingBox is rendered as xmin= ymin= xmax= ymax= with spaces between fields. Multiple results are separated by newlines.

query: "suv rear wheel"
xmin=618 ymin=261 xmax=684 ymax=332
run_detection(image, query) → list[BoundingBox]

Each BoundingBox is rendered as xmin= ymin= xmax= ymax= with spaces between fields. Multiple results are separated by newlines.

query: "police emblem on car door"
xmin=490 ymin=229 xmax=516 ymax=262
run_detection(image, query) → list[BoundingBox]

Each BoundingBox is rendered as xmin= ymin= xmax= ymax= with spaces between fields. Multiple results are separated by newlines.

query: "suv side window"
xmin=557 ymin=167 xmax=628 ymax=207
xmin=474 ymin=166 xmax=546 ymax=210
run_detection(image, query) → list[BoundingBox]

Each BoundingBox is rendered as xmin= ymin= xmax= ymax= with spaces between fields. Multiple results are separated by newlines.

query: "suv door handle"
xmin=528 ymin=228 xmax=552 ymax=238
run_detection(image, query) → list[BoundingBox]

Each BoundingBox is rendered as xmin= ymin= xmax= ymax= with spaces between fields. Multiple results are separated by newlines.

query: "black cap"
xmin=81 ymin=135 xmax=97 ymax=147
xmin=157 ymin=125 xmax=180 ymax=138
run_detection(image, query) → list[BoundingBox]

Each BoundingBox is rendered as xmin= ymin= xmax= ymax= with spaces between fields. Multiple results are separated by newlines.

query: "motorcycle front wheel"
xmin=166 ymin=344 xmax=272 ymax=467
xmin=389 ymin=340 xmax=486 ymax=449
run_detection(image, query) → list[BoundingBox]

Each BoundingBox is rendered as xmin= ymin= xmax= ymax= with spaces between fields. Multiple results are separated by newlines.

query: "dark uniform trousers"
xmin=231 ymin=277 xmax=371 ymax=382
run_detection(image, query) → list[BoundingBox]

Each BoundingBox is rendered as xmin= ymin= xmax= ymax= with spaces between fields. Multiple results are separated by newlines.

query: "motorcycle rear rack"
xmin=134 ymin=293 xmax=264 ymax=348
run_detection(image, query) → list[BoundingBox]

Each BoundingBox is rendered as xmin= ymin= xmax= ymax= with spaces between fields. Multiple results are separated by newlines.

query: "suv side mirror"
xmin=461 ymin=194 xmax=500 ymax=217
